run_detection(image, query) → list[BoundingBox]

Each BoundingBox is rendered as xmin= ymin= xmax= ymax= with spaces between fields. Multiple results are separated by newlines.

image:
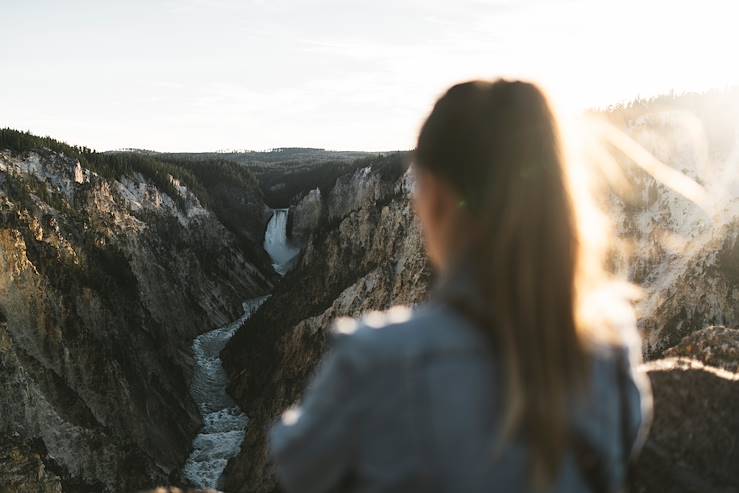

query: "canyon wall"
xmin=0 ymin=147 xmax=272 ymax=492
xmin=609 ymin=109 xmax=738 ymax=356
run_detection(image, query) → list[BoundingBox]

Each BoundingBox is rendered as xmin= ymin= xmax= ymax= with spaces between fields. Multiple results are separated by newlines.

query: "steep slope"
xmin=155 ymin=156 xmax=275 ymax=269
xmin=609 ymin=106 xmax=739 ymax=355
xmin=0 ymin=137 xmax=272 ymax=492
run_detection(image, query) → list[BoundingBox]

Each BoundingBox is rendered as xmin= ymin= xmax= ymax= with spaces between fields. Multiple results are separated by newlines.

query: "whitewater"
xmin=264 ymin=208 xmax=300 ymax=276
xmin=182 ymin=296 xmax=269 ymax=488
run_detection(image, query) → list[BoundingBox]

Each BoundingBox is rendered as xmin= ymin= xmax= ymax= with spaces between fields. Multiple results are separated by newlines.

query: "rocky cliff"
xmin=0 ymin=139 xmax=273 ymax=492
xmin=0 ymin=430 xmax=62 ymax=493
xmin=221 ymin=92 xmax=738 ymax=492
xmin=633 ymin=328 xmax=739 ymax=492
xmin=608 ymin=105 xmax=739 ymax=356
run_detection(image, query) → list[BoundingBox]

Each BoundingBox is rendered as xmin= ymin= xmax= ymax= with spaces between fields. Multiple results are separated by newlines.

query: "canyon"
xmin=0 ymin=89 xmax=737 ymax=493
xmin=0 ymin=137 xmax=274 ymax=492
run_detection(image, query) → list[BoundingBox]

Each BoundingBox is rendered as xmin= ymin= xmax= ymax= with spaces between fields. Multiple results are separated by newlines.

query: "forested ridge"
xmin=0 ymin=129 xmax=271 ymax=264
xmin=0 ymin=129 xmax=260 ymax=210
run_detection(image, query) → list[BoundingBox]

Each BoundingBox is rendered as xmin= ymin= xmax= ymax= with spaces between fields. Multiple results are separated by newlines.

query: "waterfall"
xmin=183 ymin=296 xmax=269 ymax=490
xmin=264 ymin=208 xmax=300 ymax=276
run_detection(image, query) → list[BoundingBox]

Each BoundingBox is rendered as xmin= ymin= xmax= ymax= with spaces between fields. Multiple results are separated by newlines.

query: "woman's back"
xmin=270 ymin=300 xmax=649 ymax=493
xmin=269 ymin=79 xmax=652 ymax=492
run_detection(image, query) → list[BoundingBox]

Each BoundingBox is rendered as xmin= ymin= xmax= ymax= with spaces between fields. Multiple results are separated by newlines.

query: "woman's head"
xmin=414 ymin=79 xmax=572 ymax=271
xmin=413 ymin=79 xmax=612 ymax=487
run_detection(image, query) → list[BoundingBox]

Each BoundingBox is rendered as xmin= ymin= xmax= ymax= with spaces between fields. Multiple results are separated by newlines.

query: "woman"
xmin=269 ymin=79 xmax=652 ymax=492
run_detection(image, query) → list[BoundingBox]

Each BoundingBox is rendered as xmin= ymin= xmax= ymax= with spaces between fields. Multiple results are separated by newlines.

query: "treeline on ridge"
xmin=0 ymin=128 xmax=263 ymax=229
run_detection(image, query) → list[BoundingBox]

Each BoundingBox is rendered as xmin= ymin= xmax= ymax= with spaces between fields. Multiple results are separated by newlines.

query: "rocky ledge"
xmin=634 ymin=356 xmax=739 ymax=492
xmin=633 ymin=328 xmax=739 ymax=493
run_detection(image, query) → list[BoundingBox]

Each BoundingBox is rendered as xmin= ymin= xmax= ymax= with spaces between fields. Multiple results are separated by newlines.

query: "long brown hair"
xmin=415 ymin=79 xmax=619 ymax=487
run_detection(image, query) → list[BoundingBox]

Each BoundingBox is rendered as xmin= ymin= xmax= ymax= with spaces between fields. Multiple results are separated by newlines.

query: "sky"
xmin=2 ymin=0 xmax=738 ymax=152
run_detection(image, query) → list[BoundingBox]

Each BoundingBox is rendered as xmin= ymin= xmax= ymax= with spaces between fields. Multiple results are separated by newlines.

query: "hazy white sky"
xmin=2 ymin=0 xmax=738 ymax=152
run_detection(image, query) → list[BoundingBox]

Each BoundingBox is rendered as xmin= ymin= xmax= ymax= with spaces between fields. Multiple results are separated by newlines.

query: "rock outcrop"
xmin=0 ymin=432 xmax=62 ymax=493
xmin=286 ymin=188 xmax=321 ymax=245
xmin=663 ymin=326 xmax=739 ymax=372
xmin=633 ymin=357 xmax=739 ymax=493
xmin=629 ymin=326 xmax=739 ymax=492
xmin=0 ymin=146 xmax=272 ymax=492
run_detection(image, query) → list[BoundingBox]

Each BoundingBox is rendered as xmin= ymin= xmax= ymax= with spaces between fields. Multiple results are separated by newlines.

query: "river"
xmin=182 ymin=296 xmax=269 ymax=489
xmin=182 ymin=208 xmax=298 ymax=489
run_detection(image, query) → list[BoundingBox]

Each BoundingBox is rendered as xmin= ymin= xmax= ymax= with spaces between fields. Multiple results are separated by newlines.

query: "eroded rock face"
xmin=221 ymin=154 xmax=430 ymax=493
xmin=632 ymin=328 xmax=739 ymax=492
xmin=609 ymin=110 xmax=739 ymax=356
xmin=0 ymin=149 xmax=272 ymax=492
xmin=663 ymin=326 xmax=739 ymax=372
xmin=287 ymin=187 xmax=321 ymax=245
xmin=633 ymin=358 xmax=739 ymax=493
xmin=0 ymin=433 xmax=63 ymax=493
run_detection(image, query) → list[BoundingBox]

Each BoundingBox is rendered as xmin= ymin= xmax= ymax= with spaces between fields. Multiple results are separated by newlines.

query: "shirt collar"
xmin=431 ymin=256 xmax=489 ymax=318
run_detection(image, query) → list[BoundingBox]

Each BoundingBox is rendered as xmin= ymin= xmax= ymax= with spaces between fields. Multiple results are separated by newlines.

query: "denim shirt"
xmin=269 ymin=271 xmax=652 ymax=493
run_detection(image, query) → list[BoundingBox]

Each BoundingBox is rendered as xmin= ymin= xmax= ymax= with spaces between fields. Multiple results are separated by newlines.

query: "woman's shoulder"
xmin=327 ymin=302 xmax=488 ymax=371
xmin=329 ymin=304 xmax=433 ymax=357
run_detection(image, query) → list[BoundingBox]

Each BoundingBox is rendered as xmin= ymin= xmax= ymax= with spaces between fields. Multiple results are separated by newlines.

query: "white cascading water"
xmin=264 ymin=208 xmax=300 ymax=276
xmin=183 ymin=296 xmax=269 ymax=490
